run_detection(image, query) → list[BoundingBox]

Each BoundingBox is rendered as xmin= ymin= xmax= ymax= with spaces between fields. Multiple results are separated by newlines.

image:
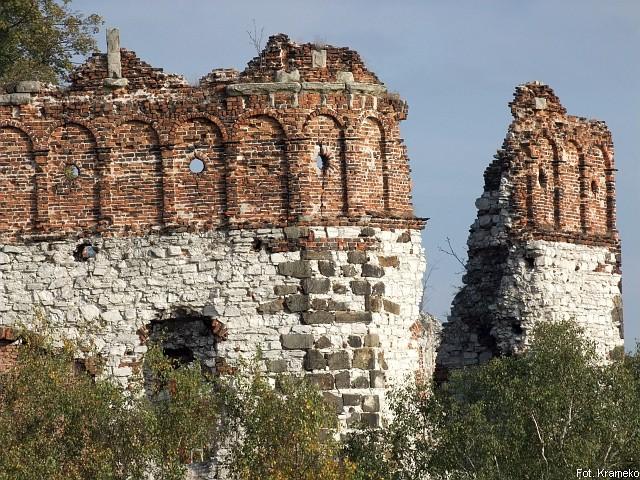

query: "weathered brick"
xmin=383 ymin=299 xmax=401 ymax=314
xmin=362 ymin=395 xmax=380 ymax=412
xmin=370 ymin=370 xmax=386 ymax=388
xmin=378 ymin=255 xmax=399 ymax=267
xmin=364 ymin=333 xmax=380 ymax=347
xmin=267 ymin=359 xmax=288 ymax=373
xmin=257 ymin=298 xmax=284 ymax=314
xmin=315 ymin=336 xmax=332 ymax=349
xmin=322 ymin=392 xmax=343 ymax=414
xmin=347 ymin=335 xmax=362 ymax=348
xmin=342 ymin=393 xmax=362 ymax=406
xmin=274 ymin=285 xmax=298 ymax=295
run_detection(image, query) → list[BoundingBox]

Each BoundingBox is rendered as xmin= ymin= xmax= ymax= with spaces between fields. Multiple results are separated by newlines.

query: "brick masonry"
xmin=0 ymin=33 xmax=438 ymax=457
xmin=436 ymin=82 xmax=623 ymax=376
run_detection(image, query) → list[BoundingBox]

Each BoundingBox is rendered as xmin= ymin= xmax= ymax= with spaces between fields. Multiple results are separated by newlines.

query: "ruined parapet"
xmin=0 ymin=32 xmax=433 ymax=447
xmin=436 ymin=82 xmax=623 ymax=376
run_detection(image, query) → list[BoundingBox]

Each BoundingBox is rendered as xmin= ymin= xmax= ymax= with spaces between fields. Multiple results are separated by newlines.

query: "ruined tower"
xmin=437 ymin=82 xmax=623 ymax=374
xmin=0 ymin=32 xmax=436 ymax=426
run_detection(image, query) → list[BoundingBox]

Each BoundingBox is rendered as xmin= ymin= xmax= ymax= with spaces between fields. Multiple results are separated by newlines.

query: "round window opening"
xmin=64 ymin=164 xmax=80 ymax=180
xmin=189 ymin=158 xmax=205 ymax=174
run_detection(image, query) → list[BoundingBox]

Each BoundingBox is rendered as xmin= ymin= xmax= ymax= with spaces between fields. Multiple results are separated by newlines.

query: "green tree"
xmin=345 ymin=321 xmax=640 ymax=480
xmin=219 ymin=365 xmax=356 ymax=480
xmin=0 ymin=0 xmax=102 ymax=84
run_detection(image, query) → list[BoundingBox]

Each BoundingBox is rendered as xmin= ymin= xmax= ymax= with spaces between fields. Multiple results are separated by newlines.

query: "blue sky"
xmin=74 ymin=0 xmax=640 ymax=346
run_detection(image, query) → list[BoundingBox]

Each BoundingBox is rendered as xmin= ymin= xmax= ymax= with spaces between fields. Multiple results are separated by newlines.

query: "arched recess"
xmin=559 ymin=141 xmax=582 ymax=233
xmin=173 ymin=118 xmax=226 ymax=226
xmin=112 ymin=121 xmax=163 ymax=229
xmin=48 ymin=124 xmax=100 ymax=230
xmin=528 ymin=137 xmax=558 ymax=230
xmin=0 ymin=127 xmax=36 ymax=235
xmin=358 ymin=117 xmax=386 ymax=213
xmin=237 ymin=115 xmax=288 ymax=222
xmin=305 ymin=114 xmax=347 ymax=217
xmin=583 ymin=145 xmax=608 ymax=235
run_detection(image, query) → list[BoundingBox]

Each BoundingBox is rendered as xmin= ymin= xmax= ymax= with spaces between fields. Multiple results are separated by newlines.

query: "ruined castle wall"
xmin=437 ymin=82 xmax=623 ymax=374
xmin=0 ymin=33 xmax=434 ymax=442
xmin=0 ymin=226 xmax=426 ymax=428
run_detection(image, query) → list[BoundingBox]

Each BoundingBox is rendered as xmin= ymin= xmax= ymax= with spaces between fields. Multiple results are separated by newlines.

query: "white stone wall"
xmin=0 ymin=226 xmax=429 ymax=428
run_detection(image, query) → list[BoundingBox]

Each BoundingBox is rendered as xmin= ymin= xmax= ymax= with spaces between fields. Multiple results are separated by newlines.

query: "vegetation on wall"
xmin=344 ymin=321 xmax=640 ymax=480
xmin=1 ymin=321 xmax=638 ymax=479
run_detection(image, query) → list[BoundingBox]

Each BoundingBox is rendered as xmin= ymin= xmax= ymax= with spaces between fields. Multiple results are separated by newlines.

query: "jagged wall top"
xmin=0 ymin=32 xmax=421 ymax=243
xmin=475 ymin=82 xmax=619 ymax=251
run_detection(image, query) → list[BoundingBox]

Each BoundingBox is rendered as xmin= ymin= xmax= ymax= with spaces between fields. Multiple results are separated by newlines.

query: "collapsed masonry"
xmin=0 ymin=30 xmax=439 ymax=441
xmin=436 ymin=82 xmax=623 ymax=376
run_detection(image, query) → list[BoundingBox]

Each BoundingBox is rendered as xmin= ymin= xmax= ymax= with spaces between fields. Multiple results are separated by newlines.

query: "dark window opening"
xmin=73 ymin=242 xmax=98 ymax=262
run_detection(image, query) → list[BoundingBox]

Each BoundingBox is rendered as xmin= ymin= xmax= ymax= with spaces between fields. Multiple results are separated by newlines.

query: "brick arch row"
xmin=522 ymin=136 xmax=615 ymax=236
xmin=0 ymin=112 xmax=408 ymax=238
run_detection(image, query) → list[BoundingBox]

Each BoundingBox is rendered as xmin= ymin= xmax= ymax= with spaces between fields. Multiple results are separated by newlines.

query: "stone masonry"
xmin=0 ymin=31 xmax=437 ymax=441
xmin=436 ymin=82 xmax=623 ymax=376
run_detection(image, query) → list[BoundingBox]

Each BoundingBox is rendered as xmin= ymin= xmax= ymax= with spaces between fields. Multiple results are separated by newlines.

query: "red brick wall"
xmin=488 ymin=82 xmax=619 ymax=249
xmin=0 ymin=35 xmax=424 ymax=242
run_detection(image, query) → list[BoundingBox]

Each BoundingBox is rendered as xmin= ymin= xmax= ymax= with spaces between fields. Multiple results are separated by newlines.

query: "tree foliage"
xmin=345 ymin=321 xmax=640 ymax=480
xmin=0 ymin=0 xmax=102 ymax=84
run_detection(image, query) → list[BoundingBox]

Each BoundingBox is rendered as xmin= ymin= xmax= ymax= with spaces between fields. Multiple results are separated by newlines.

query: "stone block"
xmin=304 ymin=349 xmax=327 ymax=370
xmin=281 ymin=333 xmax=314 ymax=350
xmin=360 ymin=413 xmax=380 ymax=428
xmin=360 ymin=227 xmax=376 ymax=237
xmin=274 ymin=284 xmax=298 ymax=295
xmin=353 ymin=348 xmax=375 ymax=369
xmin=301 ymin=250 xmax=333 ymax=261
xmin=318 ymin=261 xmax=336 ymax=277
xmin=268 ymin=359 xmax=288 ymax=373
xmin=371 ymin=282 xmax=385 ymax=295
xmin=364 ymin=333 xmax=380 ymax=348
xmin=370 ymin=370 xmax=386 ymax=388
xmin=257 ymin=298 xmax=284 ymax=314
xmin=284 ymin=226 xmax=308 ymax=239
xmin=383 ymin=299 xmax=401 ymax=315
xmin=285 ymin=294 xmax=310 ymax=312
xmin=362 ymin=395 xmax=380 ymax=412
xmin=342 ymin=393 xmax=362 ymax=406
xmin=350 ymin=280 xmax=371 ymax=295
xmin=351 ymin=375 xmax=370 ymax=388
xmin=332 ymin=283 xmax=347 ymax=294
xmin=336 ymin=311 xmax=372 ymax=324
xmin=365 ymin=295 xmax=383 ymax=312
xmin=341 ymin=265 xmax=357 ymax=277
xmin=306 ymin=373 xmax=334 ymax=390
xmin=347 ymin=335 xmax=362 ymax=348
xmin=302 ymin=311 xmax=334 ymax=324
xmin=362 ymin=264 xmax=385 ymax=278
xmin=378 ymin=255 xmax=400 ymax=268
xmin=302 ymin=278 xmax=330 ymax=294
xmin=326 ymin=350 xmax=350 ymax=370
xmin=347 ymin=251 xmax=368 ymax=264
xmin=334 ymin=371 xmax=351 ymax=389
xmin=278 ymin=260 xmax=312 ymax=278
xmin=322 ymin=392 xmax=343 ymax=414
xmin=315 ymin=336 xmax=332 ymax=349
